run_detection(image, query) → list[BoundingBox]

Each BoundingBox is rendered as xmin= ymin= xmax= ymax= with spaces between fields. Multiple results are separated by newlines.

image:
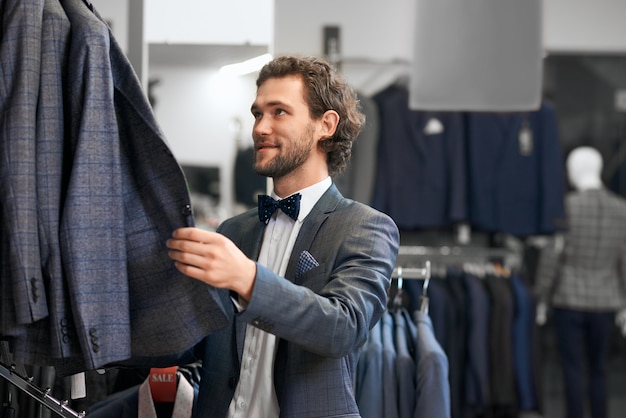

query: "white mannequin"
xmin=566 ymin=146 xmax=603 ymax=191
xmin=535 ymin=146 xmax=626 ymax=336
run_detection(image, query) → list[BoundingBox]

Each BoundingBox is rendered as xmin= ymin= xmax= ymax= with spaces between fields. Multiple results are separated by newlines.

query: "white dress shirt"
xmin=227 ymin=177 xmax=332 ymax=418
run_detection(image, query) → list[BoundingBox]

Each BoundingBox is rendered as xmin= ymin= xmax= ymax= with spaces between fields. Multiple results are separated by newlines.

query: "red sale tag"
xmin=149 ymin=366 xmax=178 ymax=403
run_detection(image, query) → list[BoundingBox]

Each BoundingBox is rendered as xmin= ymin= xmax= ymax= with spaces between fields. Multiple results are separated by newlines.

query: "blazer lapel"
xmin=285 ymin=184 xmax=343 ymax=283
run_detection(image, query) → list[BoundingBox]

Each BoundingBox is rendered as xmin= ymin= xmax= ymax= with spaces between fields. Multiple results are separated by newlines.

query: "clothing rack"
xmin=0 ymin=345 xmax=84 ymax=418
xmin=396 ymin=245 xmax=522 ymax=271
xmin=392 ymin=244 xmax=523 ymax=313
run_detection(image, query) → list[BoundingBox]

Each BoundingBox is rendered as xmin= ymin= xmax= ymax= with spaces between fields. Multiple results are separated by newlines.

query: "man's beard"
xmin=254 ymin=125 xmax=316 ymax=178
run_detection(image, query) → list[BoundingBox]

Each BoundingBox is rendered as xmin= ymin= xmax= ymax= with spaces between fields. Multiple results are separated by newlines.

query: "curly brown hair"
xmin=256 ymin=55 xmax=365 ymax=176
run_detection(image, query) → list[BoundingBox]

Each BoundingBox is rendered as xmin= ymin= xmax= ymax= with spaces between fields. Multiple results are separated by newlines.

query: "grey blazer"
xmin=0 ymin=0 xmax=48 ymax=339
xmin=55 ymin=0 xmax=227 ymax=372
xmin=195 ymin=184 xmax=400 ymax=418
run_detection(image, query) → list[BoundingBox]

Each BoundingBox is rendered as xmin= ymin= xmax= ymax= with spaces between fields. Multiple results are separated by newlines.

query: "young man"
xmin=166 ymin=55 xmax=399 ymax=417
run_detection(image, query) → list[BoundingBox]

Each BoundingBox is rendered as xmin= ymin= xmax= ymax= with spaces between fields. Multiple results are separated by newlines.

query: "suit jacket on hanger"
xmin=4 ymin=0 xmax=228 ymax=373
xmin=0 ymin=0 xmax=49 ymax=338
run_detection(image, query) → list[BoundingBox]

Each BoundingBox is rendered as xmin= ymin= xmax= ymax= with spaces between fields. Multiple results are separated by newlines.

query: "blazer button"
xmin=60 ymin=319 xmax=70 ymax=343
xmin=181 ymin=204 xmax=192 ymax=216
xmin=30 ymin=278 xmax=39 ymax=302
xmin=89 ymin=329 xmax=100 ymax=352
xmin=228 ymin=377 xmax=237 ymax=388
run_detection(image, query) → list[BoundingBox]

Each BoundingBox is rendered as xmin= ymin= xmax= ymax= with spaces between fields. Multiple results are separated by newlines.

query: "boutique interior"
xmin=2 ymin=1 xmax=626 ymax=417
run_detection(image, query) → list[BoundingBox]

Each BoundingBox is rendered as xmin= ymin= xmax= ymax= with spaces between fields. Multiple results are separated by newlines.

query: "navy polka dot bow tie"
xmin=258 ymin=193 xmax=301 ymax=224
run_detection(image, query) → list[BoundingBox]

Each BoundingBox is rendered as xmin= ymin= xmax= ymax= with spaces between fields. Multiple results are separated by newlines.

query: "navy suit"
xmin=465 ymin=101 xmax=566 ymax=236
xmin=462 ymin=273 xmax=491 ymax=415
xmin=372 ymin=84 xmax=467 ymax=230
xmin=511 ymin=273 xmax=539 ymax=411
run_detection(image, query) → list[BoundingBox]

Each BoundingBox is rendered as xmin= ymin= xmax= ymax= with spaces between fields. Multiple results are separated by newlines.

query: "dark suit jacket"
xmin=194 ymin=184 xmax=400 ymax=418
xmin=372 ymin=84 xmax=467 ymax=230
xmin=465 ymin=101 xmax=566 ymax=236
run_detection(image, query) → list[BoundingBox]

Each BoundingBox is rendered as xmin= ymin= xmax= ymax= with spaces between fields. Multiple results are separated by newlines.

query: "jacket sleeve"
xmin=238 ymin=206 xmax=399 ymax=357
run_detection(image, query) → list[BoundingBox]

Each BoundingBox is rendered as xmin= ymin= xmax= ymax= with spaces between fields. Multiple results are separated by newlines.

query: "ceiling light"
xmin=219 ymin=53 xmax=273 ymax=76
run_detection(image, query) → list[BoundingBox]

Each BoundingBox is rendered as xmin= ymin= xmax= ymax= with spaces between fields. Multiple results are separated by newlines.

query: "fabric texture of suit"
xmin=194 ymin=184 xmax=399 ymax=418
xmin=1 ymin=0 xmax=228 ymax=373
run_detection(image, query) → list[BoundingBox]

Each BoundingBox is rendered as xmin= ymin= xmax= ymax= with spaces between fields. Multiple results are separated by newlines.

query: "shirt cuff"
xmin=230 ymin=294 xmax=248 ymax=312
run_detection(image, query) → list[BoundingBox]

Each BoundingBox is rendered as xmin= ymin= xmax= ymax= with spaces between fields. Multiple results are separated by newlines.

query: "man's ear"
xmin=318 ymin=110 xmax=340 ymax=140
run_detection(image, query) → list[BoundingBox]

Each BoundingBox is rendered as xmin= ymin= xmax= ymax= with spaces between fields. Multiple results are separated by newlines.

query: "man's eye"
xmin=275 ymin=109 xmax=286 ymax=116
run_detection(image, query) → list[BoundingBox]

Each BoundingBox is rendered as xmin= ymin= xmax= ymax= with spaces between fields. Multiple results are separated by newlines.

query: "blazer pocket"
xmin=297 ymin=263 xmax=328 ymax=291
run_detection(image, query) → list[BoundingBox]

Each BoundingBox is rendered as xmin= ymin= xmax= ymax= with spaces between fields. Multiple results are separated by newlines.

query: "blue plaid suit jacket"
xmin=1 ymin=0 xmax=227 ymax=373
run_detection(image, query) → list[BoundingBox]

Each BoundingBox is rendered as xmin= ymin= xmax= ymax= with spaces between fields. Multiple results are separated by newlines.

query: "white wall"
xmin=91 ymin=0 xmax=129 ymax=51
xmin=147 ymin=66 xmax=258 ymax=216
xmin=543 ymin=0 xmax=626 ymax=52
xmin=145 ymin=0 xmax=273 ymax=45
xmin=91 ymin=0 xmax=272 ymax=218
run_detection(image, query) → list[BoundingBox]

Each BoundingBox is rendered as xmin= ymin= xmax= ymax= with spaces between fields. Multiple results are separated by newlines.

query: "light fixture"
xmin=219 ymin=53 xmax=273 ymax=76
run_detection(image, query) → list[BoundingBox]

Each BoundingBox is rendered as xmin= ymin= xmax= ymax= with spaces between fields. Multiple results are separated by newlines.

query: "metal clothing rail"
xmin=398 ymin=244 xmax=516 ymax=258
xmin=390 ymin=261 xmax=432 ymax=314
xmin=396 ymin=245 xmax=522 ymax=270
xmin=0 ymin=362 xmax=85 ymax=418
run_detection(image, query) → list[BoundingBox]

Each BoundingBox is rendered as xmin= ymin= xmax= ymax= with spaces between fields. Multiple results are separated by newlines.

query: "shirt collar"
xmin=271 ymin=177 xmax=331 ymax=222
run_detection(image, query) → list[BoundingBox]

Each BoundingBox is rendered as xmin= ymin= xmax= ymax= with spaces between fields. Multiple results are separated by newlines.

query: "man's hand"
xmin=166 ymin=227 xmax=257 ymax=301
